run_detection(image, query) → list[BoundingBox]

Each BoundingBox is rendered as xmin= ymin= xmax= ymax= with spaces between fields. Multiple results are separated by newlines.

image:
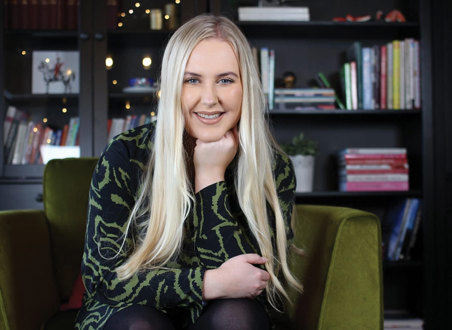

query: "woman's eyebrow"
xmin=217 ymin=72 xmax=239 ymax=78
xmin=184 ymin=72 xmax=201 ymax=77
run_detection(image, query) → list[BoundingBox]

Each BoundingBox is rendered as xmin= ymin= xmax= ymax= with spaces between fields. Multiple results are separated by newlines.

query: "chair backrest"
xmin=43 ymin=157 xmax=98 ymax=300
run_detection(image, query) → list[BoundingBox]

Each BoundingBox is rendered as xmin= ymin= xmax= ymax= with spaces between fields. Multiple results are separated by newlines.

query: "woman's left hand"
xmin=194 ymin=127 xmax=238 ymax=193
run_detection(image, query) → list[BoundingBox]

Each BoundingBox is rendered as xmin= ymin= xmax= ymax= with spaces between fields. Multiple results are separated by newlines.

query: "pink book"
xmin=342 ymin=181 xmax=409 ymax=192
xmin=380 ymin=45 xmax=387 ymax=109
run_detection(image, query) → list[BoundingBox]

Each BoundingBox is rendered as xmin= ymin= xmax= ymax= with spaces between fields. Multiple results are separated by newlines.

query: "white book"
xmin=350 ymin=61 xmax=358 ymax=110
xmin=3 ymin=105 xmax=17 ymax=142
xmin=22 ymin=122 xmax=36 ymax=164
xmin=405 ymin=38 xmax=414 ymax=109
xmin=341 ymin=174 xmax=409 ymax=182
xmin=268 ymin=49 xmax=275 ymax=110
xmin=239 ymin=13 xmax=310 ymax=21
xmin=341 ymin=148 xmax=407 ymax=154
xmin=11 ymin=122 xmax=28 ymax=164
xmin=413 ymin=40 xmax=421 ymax=109
xmin=260 ymin=48 xmax=269 ymax=98
xmin=238 ymin=7 xmax=309 ymax=15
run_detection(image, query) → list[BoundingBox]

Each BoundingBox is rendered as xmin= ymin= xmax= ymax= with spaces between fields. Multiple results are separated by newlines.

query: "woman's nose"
xmin=201 ymin=84 xmax=218 ymax=107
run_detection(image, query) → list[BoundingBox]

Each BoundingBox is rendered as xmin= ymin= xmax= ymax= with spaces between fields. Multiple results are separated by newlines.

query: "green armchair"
xmin=0 ymin=158 xmax=383 ymax=330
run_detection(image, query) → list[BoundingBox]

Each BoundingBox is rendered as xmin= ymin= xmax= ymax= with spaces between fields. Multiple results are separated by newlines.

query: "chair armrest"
xmin=289 ymin=205 xmax=383 ymax=330
xmin=0 ymin=210 xmax=60 ymax=330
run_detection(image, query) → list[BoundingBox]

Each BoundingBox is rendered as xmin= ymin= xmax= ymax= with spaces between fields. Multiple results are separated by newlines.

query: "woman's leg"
xmin=103 ymin=305 xmax=176 ymax=330
xmin=192 ymin=298 xmax=270 ymax=330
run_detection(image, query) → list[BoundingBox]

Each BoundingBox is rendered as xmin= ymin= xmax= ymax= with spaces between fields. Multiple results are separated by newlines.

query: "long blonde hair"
xmin=116 ymin=14 xmax=302 ymax=308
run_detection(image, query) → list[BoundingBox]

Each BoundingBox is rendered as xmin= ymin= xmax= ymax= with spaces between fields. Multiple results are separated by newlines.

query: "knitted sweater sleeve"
xmin=81 ymin=137 xmax=205 ymax=311
xmin=193 ymin=151 xmax=296 ymax=269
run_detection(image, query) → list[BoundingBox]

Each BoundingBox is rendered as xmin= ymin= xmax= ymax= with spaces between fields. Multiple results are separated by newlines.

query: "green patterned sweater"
xmin=75 ymin=122 xmax=295 ymax=329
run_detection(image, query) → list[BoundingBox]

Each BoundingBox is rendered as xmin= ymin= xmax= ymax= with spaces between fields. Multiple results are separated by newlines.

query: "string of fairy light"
xmin=16 ymin=1 xmax=174 ymax=135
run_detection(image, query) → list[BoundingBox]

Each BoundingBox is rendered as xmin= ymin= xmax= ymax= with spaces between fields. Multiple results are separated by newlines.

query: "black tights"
xmin=103 ymin=298 xmax=270 ymax=330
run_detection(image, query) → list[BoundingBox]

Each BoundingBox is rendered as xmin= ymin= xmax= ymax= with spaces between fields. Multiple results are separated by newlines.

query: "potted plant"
xmin=281 ymin=133 xmax=318 ymax=192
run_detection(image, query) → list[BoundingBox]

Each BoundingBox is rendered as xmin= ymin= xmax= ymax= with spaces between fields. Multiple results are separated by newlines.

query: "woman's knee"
xmin=196 ymin=298 xmax=269 ymax=330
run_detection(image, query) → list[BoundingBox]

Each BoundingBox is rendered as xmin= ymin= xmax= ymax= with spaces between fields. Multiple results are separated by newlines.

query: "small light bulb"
xmin=157 ymin=90 xmax=161 ymax=98
xmin=120 ymin=12 xmax=126 ymax=18
xmin=62 ymin=107 xmax=68 ymax=113
xmin=142 ymin=56 xmax=152 ymax=69
xmin=105 ymin=56 xmax=113 ymax=69
xmin=151 ymin=111 xmax=156 ymax=117
xmin=165 ymin=15 xmax=170 ymax=20
xmin=47 ymin=138 xmax=52 ymax=144
xmin=135 ymin=2 xmax=140 ymax=8
xmin=125 ymin=101 xmax=131 ymax=110
xmin=175 ymin=0 xmax=180 ymax=4
xmin=145 ymin=9 xmax=150 ymax=14
xmin=129 ymin=9 xmax=134 ymax=14
xmin=21 ymin=50 xmax=27 ymax=56
xmin=43 ymin=117 xmax=48 ymax=123
xmin=112 ymin=80 xmax=118 ymax=85
xmin=33 ymin=127 xmax=38 ymax=133
xmin=118 ymin=22 xmax=124 ymax=28
xmin=66 ymin=69 xmax=72 ymax=76
xmin=45 ymin=58 xmax=50 ymax=63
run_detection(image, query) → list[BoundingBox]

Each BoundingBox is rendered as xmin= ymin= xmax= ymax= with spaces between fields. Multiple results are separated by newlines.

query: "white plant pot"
xmin=290 ymin=155 xmax=315 ymax=192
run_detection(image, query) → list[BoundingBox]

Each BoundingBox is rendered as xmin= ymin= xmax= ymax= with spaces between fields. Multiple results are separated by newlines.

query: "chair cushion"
xmin=43 ymin=157 xmax=98 ymax=301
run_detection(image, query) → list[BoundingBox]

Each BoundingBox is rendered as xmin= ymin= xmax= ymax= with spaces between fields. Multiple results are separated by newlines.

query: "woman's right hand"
xmin=202 ymin=254 xmax=270 ymax=300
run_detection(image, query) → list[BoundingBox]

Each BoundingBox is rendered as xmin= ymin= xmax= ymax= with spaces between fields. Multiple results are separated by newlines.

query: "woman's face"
xmin=181 ymin=38 xmax=243 ymax=142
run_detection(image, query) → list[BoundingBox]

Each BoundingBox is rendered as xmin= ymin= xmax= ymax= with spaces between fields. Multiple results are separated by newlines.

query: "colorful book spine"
xmin=380 ymin=45 xmax=387 ymax=109
xmin=393 ymin=40 xmax=401 ymax=109
xmin=387 ymin=42 xmax=394 ymax=109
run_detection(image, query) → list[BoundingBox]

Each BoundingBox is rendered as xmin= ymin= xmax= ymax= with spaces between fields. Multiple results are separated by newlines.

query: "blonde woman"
xmin=76 ymin=14 xmax=301 ymax=330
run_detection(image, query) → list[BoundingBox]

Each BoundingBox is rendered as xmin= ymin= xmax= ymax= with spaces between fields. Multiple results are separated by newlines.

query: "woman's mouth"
xmin=195 ymin=112 xmax=225 ymax=123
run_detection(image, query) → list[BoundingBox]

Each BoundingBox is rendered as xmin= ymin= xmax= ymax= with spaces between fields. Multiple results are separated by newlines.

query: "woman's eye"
xmin=185 ymin=78 xmax=199 ymax=84
xmin=219 ymin=78 xmax=233 ymax=84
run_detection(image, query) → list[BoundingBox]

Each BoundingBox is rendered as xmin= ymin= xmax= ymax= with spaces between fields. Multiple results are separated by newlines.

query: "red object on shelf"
xmin=385 ymin=9 xmax=406 ymax=22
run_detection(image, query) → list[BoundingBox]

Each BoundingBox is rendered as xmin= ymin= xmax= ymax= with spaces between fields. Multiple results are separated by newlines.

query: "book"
xmin=380 ymin=45 xmax=387 ymax=109
xmin=347 ymin=42 xmax=363 ymax=109
xmin=268 ymin=49 xmax=275 ymax=110
xmin=339 ymin=147 xmax=407 ymax=155
xmin=316 ymin=73 xmax=346 ymax=109
xmin=238 ymin=7 xmax=310 ymax=22
xmin=260 ymin=48 xmax=269 ymax=101
xmin=340 ymin=181 xmax=409 ymax=192
xmin=394 ymin=198 xmax=420 ymax=260
xmin=362 ymin=47 xmax=373 ymax=109
xmin=349 ymin=62 xmax=358 ymax=110
xmin=383 ymin=199 xmax=412 ymax=260
xmin=387 ymin=42 xmax=394 ymax=109
xmin=372 ymin=45 xmax=380 ymax=109
xmin=393 ymin=40 xmax=401 ymax=109
xmin=399 ymin=40 xmax=406 ymax=109
xmin=341 ymin=63 xmax=352 ymax=109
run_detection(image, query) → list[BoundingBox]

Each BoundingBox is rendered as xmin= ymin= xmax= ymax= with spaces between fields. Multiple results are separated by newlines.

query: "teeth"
xmin=197 ymin=113 xmax=221 ymax=119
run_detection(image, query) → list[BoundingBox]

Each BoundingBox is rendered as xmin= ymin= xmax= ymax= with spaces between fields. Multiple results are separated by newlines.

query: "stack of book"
xmin=238 ymin=6 xmax=310 ymax=22
xmin=107 ymin=113 xmax=157 ymax=141
xmin=274 ymin=88 xmax=336 ymax=111
xmin=341 ymin=39 xmax=421 ymax=110
xmin=3 ymin=105 xmax=80 ymax=165
xmin=337 ymin=148 xmax=409 ymax=191
xmin=383 ymin=198 xmax=422 ymax=261
xmin=384 ymin=311 xmax=423 ymax=329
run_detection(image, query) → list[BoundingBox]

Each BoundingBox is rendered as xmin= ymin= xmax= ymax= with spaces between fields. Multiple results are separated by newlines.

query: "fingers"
xmin=241 ymin=253 xmax=267 ymax=265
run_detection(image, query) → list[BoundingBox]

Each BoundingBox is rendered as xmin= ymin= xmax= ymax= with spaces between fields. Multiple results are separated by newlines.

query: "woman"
xmin=76 ymin=14 xmax=301 ymax=330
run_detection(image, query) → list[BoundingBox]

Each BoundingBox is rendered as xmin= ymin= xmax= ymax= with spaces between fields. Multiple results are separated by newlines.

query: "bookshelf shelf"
xmin=269 ymin=109 xmax=421 ymax=116
xmin=2 ymin=164 xmax=45 ymax=179
xmin=239 ymin=21 xmax=419 ymax=38
xmin=383 ymin=260 xmax=423 ymax=268
xmin=295 ymin=190 xmax=422 ymax=199
xmin=4 ymin=30 xmax=78 ymax=38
